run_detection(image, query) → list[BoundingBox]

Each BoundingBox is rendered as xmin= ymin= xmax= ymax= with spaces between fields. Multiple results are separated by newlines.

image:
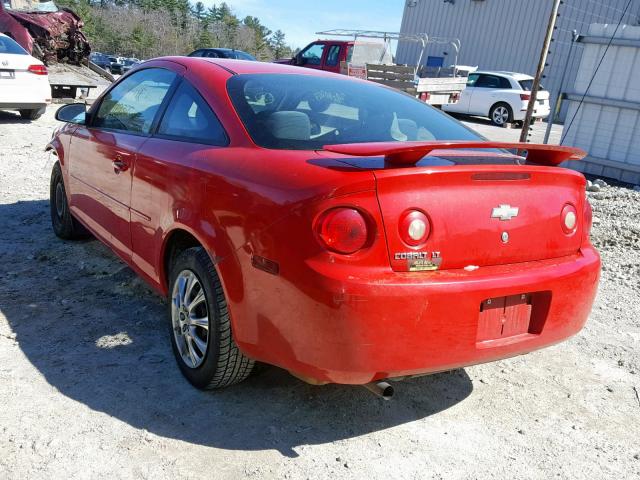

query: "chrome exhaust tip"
xmin=363 ymin=381 xmax=394 ymax=400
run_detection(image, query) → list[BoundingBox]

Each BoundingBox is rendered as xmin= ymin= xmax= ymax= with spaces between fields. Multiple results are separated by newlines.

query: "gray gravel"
xmin=0 ymin=107 xmax=638 ymax=479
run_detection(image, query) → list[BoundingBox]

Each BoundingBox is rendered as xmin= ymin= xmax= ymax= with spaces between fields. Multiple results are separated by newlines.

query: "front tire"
xmin=50 ymin=162 xmax=88 ymax=240
xmin=168 ymin=247 xmax=254 ymax=390
xmin=489 ymin=103 xmax=513 ymax=127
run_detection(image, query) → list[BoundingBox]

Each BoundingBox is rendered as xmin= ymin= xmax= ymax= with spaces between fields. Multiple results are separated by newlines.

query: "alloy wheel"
xmin=171 ymin=270 xmax=210 ymax=368
xmin=493 ymin=106 xmax=509 ymax=125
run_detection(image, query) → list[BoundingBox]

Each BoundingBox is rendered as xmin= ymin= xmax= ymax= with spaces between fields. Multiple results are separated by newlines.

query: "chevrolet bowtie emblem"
xmin=491 ymin=204 xmax=519 ymax=221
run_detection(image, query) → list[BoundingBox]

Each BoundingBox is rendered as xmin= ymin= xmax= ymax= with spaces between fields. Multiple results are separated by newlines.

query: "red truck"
xmin=278 ymin=39 xmax=353 ymax=74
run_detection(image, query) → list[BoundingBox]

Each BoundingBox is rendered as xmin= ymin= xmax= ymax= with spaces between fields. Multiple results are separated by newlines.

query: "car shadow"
xmin=0 ymin=199 xmax=474 ymax=457
xmin=0 ymin=109 xmax=33 ymax=124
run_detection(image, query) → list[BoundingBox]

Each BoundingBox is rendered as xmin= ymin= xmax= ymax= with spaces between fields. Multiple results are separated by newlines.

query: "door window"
xmin=325 ymin=45 xmax=341 ymax=67
xmin=157 ymin=81 xmax=228 ymax=145
xmin=93 ymin=68 xmax=177 ymax=134
xmin=475 ymin=75 xmax=503 ymax=89
xmin=300 ymin=43 xmax=325 ymax=65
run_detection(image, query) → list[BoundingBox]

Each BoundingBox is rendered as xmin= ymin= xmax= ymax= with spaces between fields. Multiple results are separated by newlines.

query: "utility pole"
xmin=543 ymin=29 xmax=579 ymax=144
xmin=519 ymin=0 xmax=563 ymax=143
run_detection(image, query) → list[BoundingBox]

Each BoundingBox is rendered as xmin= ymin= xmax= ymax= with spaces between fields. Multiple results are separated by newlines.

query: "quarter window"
xmin=93 ymin=68 xmax=177 ymax=134
xmin=157 ymin=81 xmax=227 ymax=145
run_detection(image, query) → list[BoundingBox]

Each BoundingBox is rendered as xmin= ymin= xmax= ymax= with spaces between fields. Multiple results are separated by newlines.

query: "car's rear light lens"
xmin=317 ymin=208 xmax=368 ymax=254
xmin=400 ymin=210 xmax=431 ymax=246
xmin=450 ymin=92 xmax=460 ymax=102
xmin=28 ymin=64 xmax=48 ymax=75
xmin=583 ymin=199 xmax=593 ymax=243
xmin=520 ymin=93 xmax=531 ymax=101
xmin=561 ymin=204 xmax=578 ymax=235
xmin=420 ymin=92 xmax=431 ymax=102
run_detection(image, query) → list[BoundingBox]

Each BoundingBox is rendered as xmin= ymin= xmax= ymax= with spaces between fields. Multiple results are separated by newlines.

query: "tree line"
xmin=57 ymin=0 xmax=297 ymax=60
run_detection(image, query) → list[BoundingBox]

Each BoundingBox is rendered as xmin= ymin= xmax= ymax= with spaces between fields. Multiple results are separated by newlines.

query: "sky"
xmin=202 ymin=0 xmax=406 ymax=49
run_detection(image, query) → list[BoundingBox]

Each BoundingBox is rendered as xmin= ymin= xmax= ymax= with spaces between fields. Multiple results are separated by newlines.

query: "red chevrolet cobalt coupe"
xmin=48 ymin=57 xmax=600 ymax=392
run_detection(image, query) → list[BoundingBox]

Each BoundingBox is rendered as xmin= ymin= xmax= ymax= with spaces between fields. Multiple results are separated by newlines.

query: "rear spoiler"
xmin=323 ymin=141 xmax=586 ymax=167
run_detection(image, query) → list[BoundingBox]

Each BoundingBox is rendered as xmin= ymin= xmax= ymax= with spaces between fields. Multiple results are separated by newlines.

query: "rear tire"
xmin=168 ymin=247 xmax=254 ymax=390
xmin=489 ymin=103 xmax=513 ymax=127
xmin=20 ymin=108 xmax=45 ymax=120
xmin=50 ymin=162 xmax=89 ymax=240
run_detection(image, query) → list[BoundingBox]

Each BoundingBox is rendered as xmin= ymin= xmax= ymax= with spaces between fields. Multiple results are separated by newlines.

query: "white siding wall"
xmin=562 ymin=24 xmax=640 ymax=184
xmin=398 ymin=0 xmax=640 ymax=119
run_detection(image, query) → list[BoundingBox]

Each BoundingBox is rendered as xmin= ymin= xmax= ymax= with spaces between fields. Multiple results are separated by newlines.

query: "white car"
xmin=0 ymin=33 xmax=51 ymax=120
xmin=443 ymin=71 xmax=550 ymax=127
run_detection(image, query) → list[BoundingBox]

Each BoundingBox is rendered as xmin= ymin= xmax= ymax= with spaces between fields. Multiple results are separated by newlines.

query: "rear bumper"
xmin=238 ymin=246 xmax=600 ymax=384
xmin=514 ymin=103 xmax=551 ymax=120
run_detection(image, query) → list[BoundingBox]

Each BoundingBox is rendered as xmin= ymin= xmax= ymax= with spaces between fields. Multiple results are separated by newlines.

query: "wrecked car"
xmin=0 ymin=0 xmax=90 ymax=64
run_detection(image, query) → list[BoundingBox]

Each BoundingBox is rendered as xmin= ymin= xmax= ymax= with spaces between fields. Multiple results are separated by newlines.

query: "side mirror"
xmin=55 ymin=103 xmax=87 ymax=125
xmin=294 ymin=55 xmax=306 ymax=66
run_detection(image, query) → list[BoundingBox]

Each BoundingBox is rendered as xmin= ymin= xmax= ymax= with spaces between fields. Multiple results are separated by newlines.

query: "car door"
xmin=444 ymin=73 xmax=478 ymax=114
xmin=323 ymin=44 xmax=342 ymax=73
xmin=130 ymin=78 xmax=229 ymax=285
xmin=68 ymin=67 xmax=179 ymax=260
xmin=468 ymin=74 xmax=505 ymax=115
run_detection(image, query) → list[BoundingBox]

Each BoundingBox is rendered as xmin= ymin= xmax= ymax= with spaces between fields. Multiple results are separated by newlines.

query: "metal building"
xmin=397 ymin=0 xmax=640 ymax=119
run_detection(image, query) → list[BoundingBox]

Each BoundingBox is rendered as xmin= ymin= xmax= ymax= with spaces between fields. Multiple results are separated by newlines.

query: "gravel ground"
xmin=0 ymin=107 xmax=638 ymax=480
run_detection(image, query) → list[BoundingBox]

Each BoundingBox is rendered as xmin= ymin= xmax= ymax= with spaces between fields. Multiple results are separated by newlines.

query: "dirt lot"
xmin=0 ymin=107 xmax=638 ymax=480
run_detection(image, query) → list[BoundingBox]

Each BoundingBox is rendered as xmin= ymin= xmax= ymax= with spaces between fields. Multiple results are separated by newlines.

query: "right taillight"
xmin=316 ymin=207 xmax=369 ymax=254
xmin=582 ymin=199 xmax=593 ymax=243
xmin=561 ymin=203 xmax=578 ymax=235
xmin=399 ymin=210 xmax=431 ymax=246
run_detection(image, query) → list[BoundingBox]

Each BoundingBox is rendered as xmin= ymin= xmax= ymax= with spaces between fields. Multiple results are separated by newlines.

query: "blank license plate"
xmin=0 ymin=70 xmax=15 ymax=79
xmin=477 ymin=294 xmax=532 ymax=342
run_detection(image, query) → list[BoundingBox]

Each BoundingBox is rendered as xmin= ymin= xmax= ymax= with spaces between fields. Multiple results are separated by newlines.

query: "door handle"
xmin=112 ymin=156 xmax=129 ymax=174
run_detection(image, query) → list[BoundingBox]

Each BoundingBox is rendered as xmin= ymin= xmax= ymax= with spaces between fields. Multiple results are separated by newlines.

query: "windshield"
xmin=0 ymin=35 xmax=28 ymax=55
xmin=227 ymin=73 xmax=482 ymax=150
xmin=4 ymin=0 xmax=58 ymax=12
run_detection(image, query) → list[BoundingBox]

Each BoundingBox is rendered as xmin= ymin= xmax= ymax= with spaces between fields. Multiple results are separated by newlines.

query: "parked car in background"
xmin=107 ymin=56 xmax=123 ymax=75
xmin=188 ymin=48 xmax=256 ymax=61
xmin=47 ymin=57 xmax=599 ymax=392
xmin=0 ymin=33 xmax=51 ymax=120
xmin=89 ymin=52 xmax=111 ymax=71
xmin=122 ymin=58 xmax=140 ymax=73
xmin=443 ymin=71 xmax=551 ymax=127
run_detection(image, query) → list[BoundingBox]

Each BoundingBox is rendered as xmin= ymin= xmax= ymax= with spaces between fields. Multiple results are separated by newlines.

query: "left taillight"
xmin=316 ymin=207 xmax=369 ymax=254
xmin=520 ymin=93 xmax=531 ymax=101
xmin=28 ymin=64 xmax=48 ymax=76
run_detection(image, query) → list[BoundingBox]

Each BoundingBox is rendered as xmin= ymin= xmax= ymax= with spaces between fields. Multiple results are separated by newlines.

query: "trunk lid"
xmin=322 ymin=142 xmax=587 ymax=272
xmin=374 ymin=164 xmax=585 ymax=271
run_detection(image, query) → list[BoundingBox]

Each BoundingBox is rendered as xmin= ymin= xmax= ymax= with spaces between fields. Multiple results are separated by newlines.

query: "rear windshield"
xmin=518 ymin=79 xmax=545 ymax=91
xmin=0 ymin=35 xmax=28 ymax=55
xmin=227 ymin=74 xmax=482 ymax=150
